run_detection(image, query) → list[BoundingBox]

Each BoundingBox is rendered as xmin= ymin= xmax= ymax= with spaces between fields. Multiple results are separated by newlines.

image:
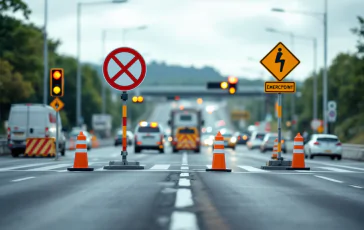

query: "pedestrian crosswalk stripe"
xmin=237 ymin=165 xmax=268 ymax=172
xmin=318 ymin=167 xmax=354 ymax=173
xmin=150 ymin=164 xmax=170 ymax=170
xmin=0 ymin=162 xmax=54 ymax=171
xmin=27 ymin=163 xmax=70 ymax=171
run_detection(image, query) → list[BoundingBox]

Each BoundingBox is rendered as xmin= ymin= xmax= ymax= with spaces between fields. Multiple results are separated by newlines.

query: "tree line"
xmin=0 ymin=0 xmax=149 ymax=133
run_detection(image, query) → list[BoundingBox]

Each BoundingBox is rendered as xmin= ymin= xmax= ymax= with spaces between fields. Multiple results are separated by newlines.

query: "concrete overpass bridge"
xmin=129 ymin=85 xmax=267 ymax=97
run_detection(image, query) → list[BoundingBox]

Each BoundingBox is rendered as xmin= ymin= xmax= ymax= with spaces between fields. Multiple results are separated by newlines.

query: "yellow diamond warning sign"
xmin=264 ymin=82 xmax=296 ymax=93
xmin=260 ymin=42 xmax=300 ymax=81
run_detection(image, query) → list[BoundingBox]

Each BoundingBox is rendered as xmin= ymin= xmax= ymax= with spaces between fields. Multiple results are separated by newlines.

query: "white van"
xmin=7 ymin=104 xmax=66 ymax=157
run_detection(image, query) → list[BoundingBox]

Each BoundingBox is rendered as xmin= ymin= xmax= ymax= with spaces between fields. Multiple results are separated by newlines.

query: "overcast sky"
xmin=16 ymin=0 xmax=364 ymax=81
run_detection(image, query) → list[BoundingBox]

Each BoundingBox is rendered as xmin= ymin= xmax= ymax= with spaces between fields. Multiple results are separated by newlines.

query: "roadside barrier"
xmin=287 ymin=133 xmax=310 ymax=170
xmin=24 ymin=138 xmax=55 ymax=157
xmin=67 ymin=132 xmax=94 ymax=171
xmin=69 ymin=138 xmax=76 ymax=150
xmin=206 ymin=132 xmax=231 ymax=172
xmin=271 ymin=138 xmax=278 ymax=159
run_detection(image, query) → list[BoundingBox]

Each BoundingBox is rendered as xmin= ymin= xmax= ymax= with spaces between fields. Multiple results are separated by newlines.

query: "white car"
xmin=69 ymin=130 xmax=93 ymax=150
xmin=247 ymin=131 xmax=266 ymax=150
xmin=134 ymin=121 xmax=165 ymax=153
xmin=7 ymin=104 xmax=66 ymax=157
xmin=304 ymin=134 xmax=342 ymax=160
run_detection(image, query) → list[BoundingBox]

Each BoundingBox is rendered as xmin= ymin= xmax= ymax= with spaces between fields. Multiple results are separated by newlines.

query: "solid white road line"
xmin=178 ymin=178 xmax=191 ymax=187
xmin=314 ymin=175 xmax=343 ymax=183
xmin=169 ymin=211 xmax=199 ymax=230
xmin=175 ymin=188 xmax=194 ymax=208
xmin=318 ymin=167 xmax=354 ymax=173
xmin=0 ymin=162 xmax=54 ymax=172
xmin=349 ymin=185 xmax=363 ymax=189
xmin=206 ymin=165 xmax=212 ymax=169
xmin=180 ymin=173 xmax=189 ymax=177
xmin=27 ymin=163 xmax=71 ymax=171
xmin=181 ymin=166 xmax=189 ymax=170
xmin=309 ymin=162 xmax=364 ymax=171
xmin=150 ymin=164 xmax=171 ymax=170
xmin=11 ymin=177 xmax=35 ymax=182
xmin=238 ymin=165 xmax=268 ymax=172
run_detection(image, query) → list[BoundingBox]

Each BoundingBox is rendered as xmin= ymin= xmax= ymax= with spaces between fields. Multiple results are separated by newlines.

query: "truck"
xmin=167 ymin=108 xmax=204 ymax=153
xmin=92 ymin=114 xmax=112 ymax=138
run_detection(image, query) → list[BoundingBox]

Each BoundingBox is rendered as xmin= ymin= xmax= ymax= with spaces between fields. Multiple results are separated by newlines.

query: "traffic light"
xmin=220 ymin=82 xmax=228 ymax=89
xmin=50 ymin=68 xmax=64 ymax=97
xmin=228 ymin=76 xmax=238 ymax=94
xmin=132 ymin=96 xmax=144 ymax=103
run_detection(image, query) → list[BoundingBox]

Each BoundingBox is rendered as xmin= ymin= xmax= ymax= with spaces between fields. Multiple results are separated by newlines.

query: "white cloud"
xmin=17 ymin=0 xmax=364 ymax=81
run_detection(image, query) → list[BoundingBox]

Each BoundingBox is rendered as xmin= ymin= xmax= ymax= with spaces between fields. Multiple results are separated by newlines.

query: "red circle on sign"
xmin=103 ymin=47 xmax=147 ymax=91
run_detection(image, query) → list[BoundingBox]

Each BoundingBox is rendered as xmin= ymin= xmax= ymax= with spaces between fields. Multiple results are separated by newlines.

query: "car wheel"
xmin=61 ymin=147 xmax=65 ymax=156
xmin=159 ymin=148 xmax=164 ymax=154
xmin=172 ymin=148 xmax=178 ymax=153
xmin=330 ymin=156 xmax=335 ymax=160
xmin=134 ymin=147 xmax=140 ymax=153
xmin=337 ymin=155 xmax=342 ymax=160
xmin=11 ymin=150 xmax=20 ymax=158
xmin=194 ymin=148 xmax=200 ymax=153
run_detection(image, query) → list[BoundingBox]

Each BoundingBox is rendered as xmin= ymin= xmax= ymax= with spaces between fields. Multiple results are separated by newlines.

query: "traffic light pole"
xmin=55 ymin=103 xmax=59 ymax=161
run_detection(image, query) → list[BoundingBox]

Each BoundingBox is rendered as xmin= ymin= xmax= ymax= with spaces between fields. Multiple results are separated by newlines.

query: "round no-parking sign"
xmin=102 ymin=47 xmax=147 ymax=91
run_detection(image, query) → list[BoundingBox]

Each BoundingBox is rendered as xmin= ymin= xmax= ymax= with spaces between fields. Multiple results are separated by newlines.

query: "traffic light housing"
xmin=228 ymin=76 xmax=238 ymax=94
xmin=50 ymin=68 xmax=64 ymax=97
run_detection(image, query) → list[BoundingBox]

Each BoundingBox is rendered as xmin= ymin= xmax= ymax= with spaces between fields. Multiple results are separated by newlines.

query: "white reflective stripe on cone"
xmin=76 ymin=140 xmax=88 ymax=145
xmin=293 ymin=149 xmax=304 ymax=153
xmin=293 ymin=141 xmax=303 ymax=146
xmin=213 ymin=149 xmax=225 ymax=154
xmin=214 ymin=141 xmax=224 ymax=145
xmin=75 ymin=148 xmax=88 ymax=152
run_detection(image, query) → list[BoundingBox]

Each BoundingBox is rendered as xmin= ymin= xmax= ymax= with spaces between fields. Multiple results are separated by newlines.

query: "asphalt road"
xmin=0 ymin=101 xmax=363 ymax=230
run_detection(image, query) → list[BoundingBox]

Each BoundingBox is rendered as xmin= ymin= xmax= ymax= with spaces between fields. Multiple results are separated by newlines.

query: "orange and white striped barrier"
xmin=24 ymin=138 xmax=56 ymax=157
xmin=287 ymin=133 xmax=310 ymax=170
xmin=67 ymin=132 xmax=94 ymax=171
xmin=271 ymin=138 xmax=278 ymax=159
xmin=206 ymin=132 xmax=231 ymax=172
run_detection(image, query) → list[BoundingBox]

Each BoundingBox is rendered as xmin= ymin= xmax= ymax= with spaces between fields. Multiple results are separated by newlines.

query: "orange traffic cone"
xmin=287 ymin=133 xmax=310 ymax=170
xmin=206 ymin=132 xmax=231 ymax=172
xmin=67 ymin=132 xmax=94 ymax=171
xmin=271 ymin=138 xmax=278 ymax=159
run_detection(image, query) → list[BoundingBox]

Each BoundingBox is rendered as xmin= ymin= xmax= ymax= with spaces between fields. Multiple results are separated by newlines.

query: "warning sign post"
xmin=103 ymin=47 xmax=146 ymax=170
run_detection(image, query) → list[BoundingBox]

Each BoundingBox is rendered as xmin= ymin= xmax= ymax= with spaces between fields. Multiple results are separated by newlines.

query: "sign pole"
xmin=121 ymin=91 xmax=128 ymax=164
xmin=277 ymin=93 xmax=282 ymax=160
xmin=55 ymin=103 xmax=59 ymax=161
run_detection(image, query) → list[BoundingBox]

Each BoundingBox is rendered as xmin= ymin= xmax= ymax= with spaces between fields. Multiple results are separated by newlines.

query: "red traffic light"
xmin=175 ymin=96 xmax=180 ymax=100
xmin=228 ymin=76 xmax=238 ymax=84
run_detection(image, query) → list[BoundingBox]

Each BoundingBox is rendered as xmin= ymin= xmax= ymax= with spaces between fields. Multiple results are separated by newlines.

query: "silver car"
xmin=260 ymin=133 xmax=286 ymax=153
xmin=304 ymin=134 xmax=343 ymax=160
xmin=69 ymin=130 xmax=92 ymax=150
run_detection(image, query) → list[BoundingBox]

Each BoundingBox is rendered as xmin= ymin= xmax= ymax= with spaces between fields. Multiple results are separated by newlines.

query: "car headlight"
xmin=230 ymin=137 xmax=237 ymax=143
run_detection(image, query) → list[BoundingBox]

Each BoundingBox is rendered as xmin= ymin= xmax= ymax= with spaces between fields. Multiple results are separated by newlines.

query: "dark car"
xmin=235 ymin=132 xmax=250 ymax=145
xmin=115 ymin=130 xmax=133 ymax=146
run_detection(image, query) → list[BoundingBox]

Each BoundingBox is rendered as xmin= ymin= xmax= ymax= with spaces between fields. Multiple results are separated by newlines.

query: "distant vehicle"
xmin=173 ymin=127 xmax=200 ymax=153
xmin=304 ymin=134 xmax=342 ymax=160
xmin=7 ymin=104 xmax=66 ymax=157
xmin=92 ymin=114 xmax=112 ymax=138
xmin=247 ymin=131 xmax=266 ymax=150
xmin=201 ymin=134 xmax=214 ymax=146
xmin=69 ymin=130 xmax=93 ymax=150
xmin=221 ymin=132 xmax=237 ymax=150
xmin=234 ymin=132 xmax=250 ymax=145
xmin=134 ymin=121 xmax=165 ymax=153
xmin=260 ymin=133 xmax=286 ymax=153
xmin=168 ymin=108 xmax=204 ymax=152
xmin=114 ymin=130 xmax=133 ymax=146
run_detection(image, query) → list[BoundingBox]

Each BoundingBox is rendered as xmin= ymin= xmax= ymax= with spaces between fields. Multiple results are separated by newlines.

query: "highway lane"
xmin=0 ymin=101 xmax=363 ymax=230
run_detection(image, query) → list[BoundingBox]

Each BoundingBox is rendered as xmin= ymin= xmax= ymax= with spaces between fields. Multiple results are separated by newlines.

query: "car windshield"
xmin=178 ymin=128 xmax=196 ymax=134
xmin=268 ymin=136 xmax=277 ymax=142
xmin=256 ymin=134 xmax=265 ymax=140
xmin=138 ymin=126 xmax=160 ymax=133
xmin=317 ymin=137 xmax=339 ymax=142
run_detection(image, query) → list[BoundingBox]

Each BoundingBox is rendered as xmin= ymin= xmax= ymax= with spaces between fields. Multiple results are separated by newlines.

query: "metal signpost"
xmin=260 ymin=42 xmax=300 ymax=169
xmin=49 ymin=69 xmax=65 ymax=160
xmin=102 ymin=47 xmax=147 ymax=170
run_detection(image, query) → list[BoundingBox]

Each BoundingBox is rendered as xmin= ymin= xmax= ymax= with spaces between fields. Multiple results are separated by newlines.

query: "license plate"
xmin=325 ymin=150 xmax=332 ymax=153
xmin=13 ymin=132 xmax=24 ymax=136
xmin=143 ymin=136 xmax=153 ymax=139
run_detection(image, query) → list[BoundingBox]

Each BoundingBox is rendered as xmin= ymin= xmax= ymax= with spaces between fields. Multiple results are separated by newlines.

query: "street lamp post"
xmin=100 ymin=25 xmax=147 ymax=114
xmin=271 ymin=0 xmax=328 ymax=133
xmin=43 ymin=0 xmax=48 ymax=105
xmin=76 ymin=0 xmax=128 ymax=126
